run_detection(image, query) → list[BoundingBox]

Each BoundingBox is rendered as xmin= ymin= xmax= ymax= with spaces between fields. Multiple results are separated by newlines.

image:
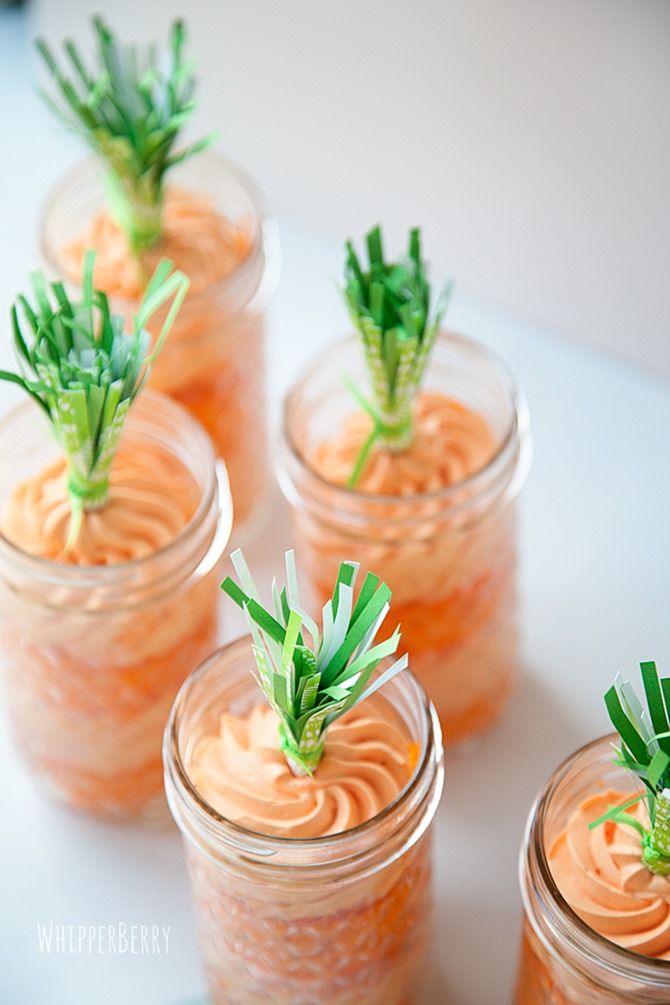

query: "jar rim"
xmin=39 ymin=150 xmax=270 ymax=313
xmin=165 ymin=635 xmax=444 ymax=862
xmin=0 ymin=390 xmax=226 ymax=589
xmin=524 ymin=732 xmax=670 ymax=980
xmin=280 ymin=329 xmax=530 ymax=508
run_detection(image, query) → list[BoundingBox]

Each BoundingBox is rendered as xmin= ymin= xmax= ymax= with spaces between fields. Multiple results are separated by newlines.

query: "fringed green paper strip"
xmin=589 ymin=661 xmax=670 ymax=875
xmin=221 ymin=550 xmax=409 ymax=776
xmin=0 ymin=252 xmax=189 ymax=549
xmin=37 ymin=17 xmax=214 ymax=258
xmin=342 ymin=225 xmax=452 ymax=487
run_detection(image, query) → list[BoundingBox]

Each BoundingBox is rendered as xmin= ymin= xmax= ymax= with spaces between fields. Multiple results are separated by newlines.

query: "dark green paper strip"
xmin=642 ymin=661 xmax=667 ymax=735
xmin=220 ymin=577 xmax=287 ymax=648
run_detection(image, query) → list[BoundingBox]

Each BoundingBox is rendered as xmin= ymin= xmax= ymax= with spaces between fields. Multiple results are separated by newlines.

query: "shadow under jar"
xmin=0 ymin=391 xmax=232 ymax=819
xmin=277 ymin=331 xmax=531 ymax=746
xmin=164 ymin=637 xmax=444 ymax=1005
xmin=516 ymin=734 xmax=670 ymax=1004
xmin=40 ymin=150 xmax=279 ymax=544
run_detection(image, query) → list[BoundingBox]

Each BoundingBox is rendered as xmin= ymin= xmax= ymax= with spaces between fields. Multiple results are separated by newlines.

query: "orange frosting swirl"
xmin=63 ymin=187 xmax=251 ymax=300
xmin=189 ymin=698 xmax=414 ymax=838
xmin=311 ymin=392 xmax=497 ymax=494
xmin=1 ymin=439 xmax=198 ymax=565
xmin=549 ymin=790 xmax=670 ymax=959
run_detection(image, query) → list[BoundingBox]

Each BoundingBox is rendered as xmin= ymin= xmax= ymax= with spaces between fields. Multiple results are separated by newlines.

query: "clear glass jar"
xmin=164 ymin=637 xmax=444 ymax=1005
xmin=277 ymin=331 xmax=531 ymax=746
xmin=40 ymin=151 xmax=279 ymax=544
xmin=0 ymin=391 xmax=232 ymax=819
xmin=516 ymin=734 xmax=670 ymax=1004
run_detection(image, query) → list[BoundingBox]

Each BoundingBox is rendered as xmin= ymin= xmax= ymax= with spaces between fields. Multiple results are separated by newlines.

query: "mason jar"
xmin=164 ymin=637 xmax=444 ymax=1005
xmin=516 ymin=734 xmax=670 ymax=1004
xmin=277 ymin=331 xmax=531 ymax=746
xmin=0 ymin=391 xmax=232 ymax=818
xmin=40 ymin=150 xmax=279 ymax=543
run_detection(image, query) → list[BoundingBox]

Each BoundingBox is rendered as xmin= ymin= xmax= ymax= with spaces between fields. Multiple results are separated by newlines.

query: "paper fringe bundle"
xmin=37 ymin=16 xmax=214 ymax=257
xmin=221 ymin=549 xmax=408 ymax=775
xmin=590 ymin=661 xmax=670 ymax=875
xmin=1 ymin=251 xmax=188 ymax=549
xmin=342 ymin=225 xmax=452 ymax=486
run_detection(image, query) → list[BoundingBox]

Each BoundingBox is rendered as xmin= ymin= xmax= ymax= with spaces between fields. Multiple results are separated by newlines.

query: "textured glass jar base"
xmin=187 ymin=832 xmax=433 ymax=1005
xmin=3 ymin=587 xmax=218 ymax=818
xmin=515 ymin=919 xmax=578 ymax=1005
xmin=40 ymin=153 xmax=277 ymax=541
xmin=164 ymin=639 xmax=444 ymax=1005
xmin=0 ymin=394 xmax=230 ymax=819
xmin=513 ymin=902 xmax=670 ymax=1005
xmin=21 ymin=756 xmax=175 ymax=825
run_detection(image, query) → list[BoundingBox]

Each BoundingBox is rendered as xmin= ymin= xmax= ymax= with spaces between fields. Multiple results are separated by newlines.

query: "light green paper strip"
xmin=333 ymin=627 xmax=402 ymax=687
xmin=284 ymin=551 xmax=320 ymax=649
xmin=358 ymin=652 xmax=409 ymax=705
xmin=652 ymin=789 xmax=670 ymax=857
xmin=230 ymin=549 xmax=263 ymax=603
xmin=318 ymin=583 xmax=354 ymax=670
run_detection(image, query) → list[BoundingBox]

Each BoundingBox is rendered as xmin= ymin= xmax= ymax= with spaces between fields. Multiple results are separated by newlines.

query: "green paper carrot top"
xmin=0 ymin=252 xmax=188 ymax=550
xmin=221 ymin=549 xmax=409 ymax=776
xmin=590 ymin=661 xmax=670 ymax=876
xmin=342 ymin=225 xmax=452 ymax=487
xmin=37 ymin=17 xmax=214 ymax=258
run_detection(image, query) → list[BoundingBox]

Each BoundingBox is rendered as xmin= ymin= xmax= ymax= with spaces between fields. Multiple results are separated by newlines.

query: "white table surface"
xmin=2 ymin=8 xmax=670 ymax=1005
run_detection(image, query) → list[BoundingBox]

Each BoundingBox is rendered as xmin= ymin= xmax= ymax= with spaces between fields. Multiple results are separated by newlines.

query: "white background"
xmin=31 ymin=0 xmax=670 ymax=378
xmin=1 ymin=5 xmax=670 ymax=1005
